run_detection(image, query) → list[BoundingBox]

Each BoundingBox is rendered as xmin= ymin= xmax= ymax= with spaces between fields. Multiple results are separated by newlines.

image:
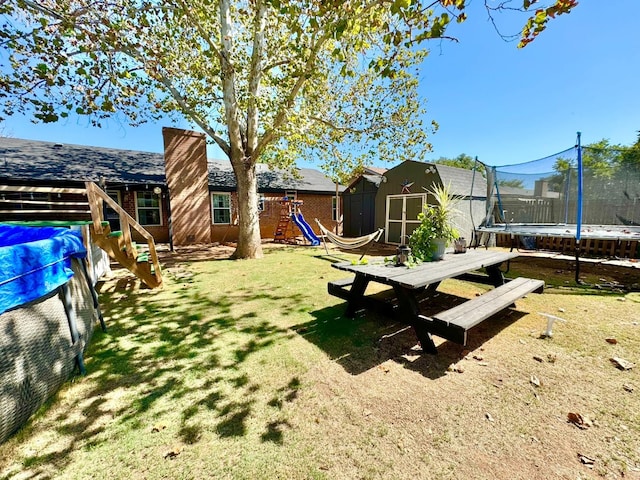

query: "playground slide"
xmin=292 ymin=212 xmax=321 ymax=246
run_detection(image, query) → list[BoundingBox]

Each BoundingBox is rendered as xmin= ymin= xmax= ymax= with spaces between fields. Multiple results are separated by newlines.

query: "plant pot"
xmin=454 ymin=237 xmax=467 ymax=254
xmin=432 ymin=238 xmax=447 ymax=260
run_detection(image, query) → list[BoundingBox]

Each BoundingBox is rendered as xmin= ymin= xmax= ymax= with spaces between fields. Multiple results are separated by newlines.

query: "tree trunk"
xmin=232 ymin=158 xmax=264 ymax=259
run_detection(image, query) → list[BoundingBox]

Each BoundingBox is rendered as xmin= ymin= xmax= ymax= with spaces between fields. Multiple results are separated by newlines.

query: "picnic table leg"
xmin=485 ymin=263 xmax=506 ymax=287
xmin=393 ymin=286 xmax=438 ymax=354
xmin=426 ymin=281 xmax=441 ymax=293
xmin=345 ymin=275 xmax=370 ymax=318
xmin=485 ymin=262 xmax=518 ymax=307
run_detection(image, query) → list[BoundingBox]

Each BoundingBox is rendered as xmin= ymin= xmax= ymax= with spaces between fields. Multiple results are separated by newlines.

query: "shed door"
xmin=385 ymin=194 xmax=426 ymax=244
xmin=344 ymin=190 xmax=376 ymax=237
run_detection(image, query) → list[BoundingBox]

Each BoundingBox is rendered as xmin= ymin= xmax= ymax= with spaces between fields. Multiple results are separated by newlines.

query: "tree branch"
xmin=246 ymin=0 xmax=267 ymax=161
xmin=218 ymin=0 xmax=244 ymax=163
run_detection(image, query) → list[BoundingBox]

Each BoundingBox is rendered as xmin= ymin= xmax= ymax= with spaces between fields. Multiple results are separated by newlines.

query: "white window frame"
xmin=211 ymin=192 xmax=232 ymax=225
xmin=332 ymin=196 xmax=338 ymax=222
xmin=135 ymin=191 xmax=163 ymax=226
xmin=258 ymin=194 xmax=265 ymax=213
xmin=285 ymin=190 xmax=297 ymax=201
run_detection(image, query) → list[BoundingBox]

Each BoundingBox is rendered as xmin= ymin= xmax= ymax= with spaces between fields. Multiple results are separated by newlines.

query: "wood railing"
xmin=84 ymin=182 xmax=162 ymax=287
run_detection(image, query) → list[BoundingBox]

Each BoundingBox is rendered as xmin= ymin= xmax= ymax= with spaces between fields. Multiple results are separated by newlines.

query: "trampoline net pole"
xmin=576 ymin=132 xmax=583 ymax=241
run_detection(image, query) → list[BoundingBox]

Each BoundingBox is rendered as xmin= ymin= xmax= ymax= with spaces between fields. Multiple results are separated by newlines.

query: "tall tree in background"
xmin=434 ymin=153 xmax=476 ymax=170
xmin=0 ymin=0 xmax=576 ymax=259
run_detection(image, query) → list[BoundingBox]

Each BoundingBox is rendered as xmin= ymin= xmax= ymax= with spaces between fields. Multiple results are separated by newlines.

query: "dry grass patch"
xmin=0 ymin=245 xmax=639 ymax=480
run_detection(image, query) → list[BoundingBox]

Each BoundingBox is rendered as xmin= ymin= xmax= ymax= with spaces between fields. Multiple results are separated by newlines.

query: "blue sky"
xmin=3 ymin=1 xmax=640 ymax=169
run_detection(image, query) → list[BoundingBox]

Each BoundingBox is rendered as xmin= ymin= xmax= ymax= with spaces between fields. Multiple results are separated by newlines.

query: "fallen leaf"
xmin=568 ymin=412 xmax=593 ymax=430
xmin=485 ymin=413 xmax=494 ymax=422
xmin=152 ymin=423 xmax=167 ymax=433
xmin=533 ymin=355 xmax=544 ymax=363
xmin=558 ymin=307 xmax=565 ymax=313
xmin=519 ymin=339 xmax=527 ymax=345
xmin=530 ymin=375 xmax=541 ymax=387
xmin=605 ymin=338 xmax=618 ymax=345
xmin=473 ymin=354 xmax=484 ymax=361
xmin=164 ymin=445 xmax=183 ymax=459
xmin=363 ymin=410 xmax=372 ymax=417
xmin=319 ymin=466 xmax=329 ymax=471
xmin=578 ymin=453 xmax=596 ymax=467
xmin=379 ymin=365 xmax=390 ymax=373
xmin=547 ymin=353 xmax=557 ymax=363
xmin=623 ymin=384 xmax=634 ymax=393
xmin=611 ymin=357 xmax=635 ymax=370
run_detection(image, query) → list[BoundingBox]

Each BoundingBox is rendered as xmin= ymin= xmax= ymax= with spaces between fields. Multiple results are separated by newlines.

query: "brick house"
xmin=0 ymin=130 xmax=342 ymax=246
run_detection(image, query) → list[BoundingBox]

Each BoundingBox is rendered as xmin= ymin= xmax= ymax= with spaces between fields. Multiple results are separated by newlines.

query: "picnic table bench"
xmin=329 ymin=249 xmax=544 ymax=354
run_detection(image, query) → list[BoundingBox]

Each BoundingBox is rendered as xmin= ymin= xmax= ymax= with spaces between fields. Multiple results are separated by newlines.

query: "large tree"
xmin=434 ymin=153 xmax=476 ymax=170
xmin=0 ymin=0 xmax=576 ymax=259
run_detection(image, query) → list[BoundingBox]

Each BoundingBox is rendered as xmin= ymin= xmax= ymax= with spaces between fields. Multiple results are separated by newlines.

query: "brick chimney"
xmin=162 ymin=127 xmax=211 ymax=245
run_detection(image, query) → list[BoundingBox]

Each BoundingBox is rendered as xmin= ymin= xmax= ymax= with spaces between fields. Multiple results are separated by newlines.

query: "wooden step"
xmin=420 ymin=277 xmax=544 ymax=346
xmin=327 ymin=277 xmax=355 ymax=299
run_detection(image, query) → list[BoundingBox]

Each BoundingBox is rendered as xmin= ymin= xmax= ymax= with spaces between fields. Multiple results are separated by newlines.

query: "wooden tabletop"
xmin=332 ymin=249 xmax=518 ymax=290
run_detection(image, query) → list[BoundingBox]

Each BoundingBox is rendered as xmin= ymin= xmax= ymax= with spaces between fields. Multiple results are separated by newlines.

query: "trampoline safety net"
xmin=479 ymin=139 xmax=640 ymax=241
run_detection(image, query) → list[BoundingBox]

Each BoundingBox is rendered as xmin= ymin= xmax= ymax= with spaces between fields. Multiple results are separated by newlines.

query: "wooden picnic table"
xmin=329 ymin=248 xmax=544 ymax=354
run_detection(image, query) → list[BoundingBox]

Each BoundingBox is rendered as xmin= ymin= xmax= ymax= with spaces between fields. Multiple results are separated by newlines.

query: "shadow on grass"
xmin=301 ymin=290 xmax=527 ymax=379
xmin=4 ymin=266 xmax=306 ymax=477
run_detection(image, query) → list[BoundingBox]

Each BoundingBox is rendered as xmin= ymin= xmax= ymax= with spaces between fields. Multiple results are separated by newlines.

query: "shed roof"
xmin=0 ymin=137 xmax=341 ymax=193
xmin=433 ymin=163 xmax=487 ymax=198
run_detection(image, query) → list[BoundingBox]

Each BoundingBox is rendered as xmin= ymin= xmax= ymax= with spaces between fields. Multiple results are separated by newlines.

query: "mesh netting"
xmin=479 ymin=142 xmax=640 ymax=238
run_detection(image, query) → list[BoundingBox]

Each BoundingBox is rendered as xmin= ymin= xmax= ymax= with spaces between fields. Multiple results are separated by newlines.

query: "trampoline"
xmin=478 ymin=223 xmax=640 ymax=241
xmin=473 ymin=133 xmax=640 ymax=282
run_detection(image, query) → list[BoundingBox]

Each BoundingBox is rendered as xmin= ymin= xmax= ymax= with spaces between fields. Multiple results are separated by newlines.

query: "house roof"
xmin=0 ymin=137 xmax=341 ymax=193
xmin=433 ymin=163 xmax=487 ymax=198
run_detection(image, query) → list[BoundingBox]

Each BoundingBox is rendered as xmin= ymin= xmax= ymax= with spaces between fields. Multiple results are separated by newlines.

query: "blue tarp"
xmin=0 ymin=224 xmax=87 ymax=315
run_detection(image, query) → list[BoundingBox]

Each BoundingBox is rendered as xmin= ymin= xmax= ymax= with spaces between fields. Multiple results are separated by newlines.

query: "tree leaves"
xmin=0 ymin=0 xmax=578 ymax=256
xmin=519 ymin=0 xmax=578 ymax=48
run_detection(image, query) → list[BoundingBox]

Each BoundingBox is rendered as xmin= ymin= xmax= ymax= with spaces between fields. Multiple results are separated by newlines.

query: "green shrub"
xmin=409 ymin=182 xmax=459 ymax=261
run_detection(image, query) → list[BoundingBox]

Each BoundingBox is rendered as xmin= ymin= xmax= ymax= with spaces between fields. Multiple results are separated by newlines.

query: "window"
xmin=136 ymin=191 xmax=162 ymax=226
xmin=285 ymin=190 xmax=297 ymax=201
xmin=211 ymin=192 xmax=231 ymax=224
xmin=258 ymin=194 xmax=265 ymax=213
xmin=332 ymin=196 xmax=338 ymax=221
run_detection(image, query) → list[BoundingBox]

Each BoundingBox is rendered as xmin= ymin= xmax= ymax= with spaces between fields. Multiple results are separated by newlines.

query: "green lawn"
xmin=1 ymin=246 xmax=639 ymax=479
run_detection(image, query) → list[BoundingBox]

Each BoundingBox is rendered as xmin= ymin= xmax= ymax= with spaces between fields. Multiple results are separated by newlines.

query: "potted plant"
xmin=409 ymin=182 xmax=460 ymax=261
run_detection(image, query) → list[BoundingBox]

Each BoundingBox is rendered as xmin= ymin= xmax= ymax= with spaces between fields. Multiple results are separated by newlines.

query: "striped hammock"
xmin=315 ymin=219 xmax=384 ymax=259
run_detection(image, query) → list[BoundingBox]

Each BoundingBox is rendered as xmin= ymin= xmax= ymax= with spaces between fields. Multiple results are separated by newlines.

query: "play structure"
xmin=315 ymin=219 xmax=384 ymax=260
xmin=273 ymin=198 xmax=320 ymax=246
xmin=474 ymin=132 xmax=640 ymax=280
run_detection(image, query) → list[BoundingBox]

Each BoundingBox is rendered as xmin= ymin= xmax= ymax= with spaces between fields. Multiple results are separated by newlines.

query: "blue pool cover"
xmin=0 ymin=224 xmax=87 ymax=315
